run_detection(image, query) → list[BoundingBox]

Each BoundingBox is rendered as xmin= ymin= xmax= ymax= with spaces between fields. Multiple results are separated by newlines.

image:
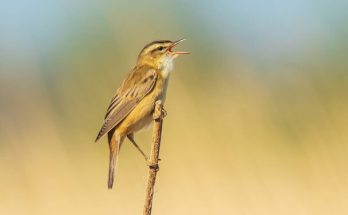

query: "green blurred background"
xmin=1 ymin=0 xmax=348 ymax=214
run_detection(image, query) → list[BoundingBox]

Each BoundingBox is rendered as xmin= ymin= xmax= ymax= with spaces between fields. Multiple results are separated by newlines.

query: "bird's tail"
xmin=107 ymin=130 xmax=123 ymax=189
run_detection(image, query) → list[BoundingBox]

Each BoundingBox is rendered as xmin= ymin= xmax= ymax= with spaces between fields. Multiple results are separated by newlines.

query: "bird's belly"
xmin=116 ymin=78 xmax=169 ymax=135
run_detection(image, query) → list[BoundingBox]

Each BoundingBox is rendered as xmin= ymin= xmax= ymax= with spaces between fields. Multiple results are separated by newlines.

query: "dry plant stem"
xmin=143 ymin=100 xmax=165 ymax=215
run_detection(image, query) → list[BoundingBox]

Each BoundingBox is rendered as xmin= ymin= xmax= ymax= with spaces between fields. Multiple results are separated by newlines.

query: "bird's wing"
xmin=95 ymin=67 xmax=157 ymax=142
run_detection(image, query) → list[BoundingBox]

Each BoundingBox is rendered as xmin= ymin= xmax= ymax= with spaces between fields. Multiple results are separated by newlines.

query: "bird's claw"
xmin=153 ymin=107 xmax=167 ymax=119
xmin=161 ymin=109 xmax=167 ymax=118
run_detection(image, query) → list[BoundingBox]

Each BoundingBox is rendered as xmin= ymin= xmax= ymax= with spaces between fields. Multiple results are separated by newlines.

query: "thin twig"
xmin=143 ymin=100 xmax=165 ymax=215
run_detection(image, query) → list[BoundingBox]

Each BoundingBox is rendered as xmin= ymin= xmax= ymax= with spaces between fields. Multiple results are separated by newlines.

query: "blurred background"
xmin=1 ymin=0 xmax=348 ymax=214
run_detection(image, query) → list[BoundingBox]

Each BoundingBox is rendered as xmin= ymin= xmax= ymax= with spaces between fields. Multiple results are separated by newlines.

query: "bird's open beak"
xmin=168 ymin=38 xmax=190 ymax=56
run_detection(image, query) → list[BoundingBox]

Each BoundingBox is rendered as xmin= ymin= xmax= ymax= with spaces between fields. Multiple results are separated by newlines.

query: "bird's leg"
xmin=127 ymin=134 xmax=148 ymax=161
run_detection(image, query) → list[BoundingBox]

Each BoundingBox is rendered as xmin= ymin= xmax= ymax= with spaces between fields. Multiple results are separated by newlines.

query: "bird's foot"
xmin=153 ymin=102 xmax=167 ymax=119
xmin=161 ymin=108 xmax=167 ymax=118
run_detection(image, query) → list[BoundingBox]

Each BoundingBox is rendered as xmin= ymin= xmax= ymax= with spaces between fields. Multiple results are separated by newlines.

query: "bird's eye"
xmin=157 ymin=46 xmax=165 ymax=51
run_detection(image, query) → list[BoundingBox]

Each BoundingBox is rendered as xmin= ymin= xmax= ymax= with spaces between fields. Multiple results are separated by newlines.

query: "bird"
xmin=95 ymin=39 xmax=189 ymax=189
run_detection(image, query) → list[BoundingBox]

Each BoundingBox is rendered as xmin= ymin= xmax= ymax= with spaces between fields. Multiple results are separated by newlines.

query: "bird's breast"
xmin=154 ymin=73 xmax=170 ymax=103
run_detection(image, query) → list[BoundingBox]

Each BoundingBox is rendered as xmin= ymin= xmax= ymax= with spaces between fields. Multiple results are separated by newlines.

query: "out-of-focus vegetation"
xmin=1 ymin=1 xmax=348 ymax=214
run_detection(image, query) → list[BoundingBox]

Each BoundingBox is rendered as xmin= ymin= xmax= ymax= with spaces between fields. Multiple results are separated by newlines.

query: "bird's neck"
xmin=137 ymin=57 xmax=174 ymax=79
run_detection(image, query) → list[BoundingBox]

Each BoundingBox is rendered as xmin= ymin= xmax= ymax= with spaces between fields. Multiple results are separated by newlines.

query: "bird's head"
xmin=137 ymin=39 xmax=189 ymax=68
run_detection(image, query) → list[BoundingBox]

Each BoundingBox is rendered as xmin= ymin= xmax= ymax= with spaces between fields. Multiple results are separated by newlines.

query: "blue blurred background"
xmin=1 ymin=0 xmax=348 ymax=214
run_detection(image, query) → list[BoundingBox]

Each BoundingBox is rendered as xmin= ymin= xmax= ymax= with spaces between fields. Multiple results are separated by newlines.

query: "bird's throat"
xmin=160 ymin=56 xmax=174 ymax=79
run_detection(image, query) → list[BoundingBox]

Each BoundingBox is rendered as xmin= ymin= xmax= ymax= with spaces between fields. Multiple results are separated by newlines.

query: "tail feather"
xmin=108 ymin=153 xmax=116 ymax=189
xmin=107 ymin=130 xmax=123 ymax=189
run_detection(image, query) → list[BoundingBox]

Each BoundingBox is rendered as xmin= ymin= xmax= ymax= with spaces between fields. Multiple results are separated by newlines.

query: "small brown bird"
xmin=95 ymin=39 xmax=189 ymax=189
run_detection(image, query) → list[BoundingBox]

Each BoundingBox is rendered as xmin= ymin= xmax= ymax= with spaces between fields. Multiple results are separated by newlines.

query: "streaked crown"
xmin=138 ymin=40 xmax=173 ymax=60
